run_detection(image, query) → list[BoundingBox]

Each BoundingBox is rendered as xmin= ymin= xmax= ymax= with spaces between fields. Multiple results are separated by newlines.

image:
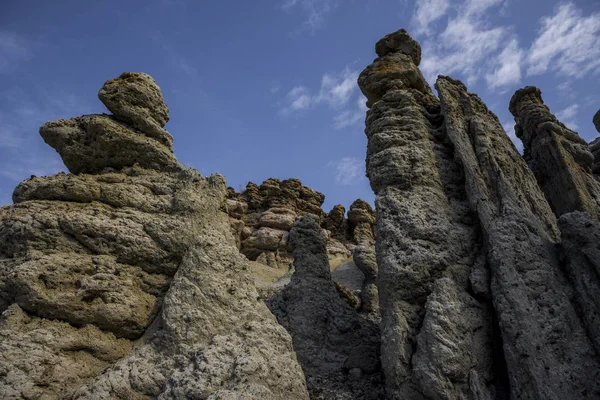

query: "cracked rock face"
xmin=359 ymin=28 xmax=600 ymax=400
xmin=510 ymin=86 xmax=600 ymax=219
xmin=0 ymin=73 xmax=308 ymax=399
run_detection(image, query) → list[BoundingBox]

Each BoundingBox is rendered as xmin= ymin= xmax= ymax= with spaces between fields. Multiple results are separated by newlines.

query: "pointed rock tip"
xmin=593 ymin=109 xmax=600 ymax=134
xmin=509 ymin=86 xmax=542 ymax=117
xmin=375 ymin=28 xmax=421 ymax=65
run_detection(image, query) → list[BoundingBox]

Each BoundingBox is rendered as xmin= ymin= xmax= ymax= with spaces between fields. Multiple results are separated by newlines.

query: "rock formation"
xmin=3 ymin=28 xmax=600 ymax=400
xmin=267 ymin=215 xmax=383 ymax=399
xmin=358 ymin=28 xmax=600 ymax=400
xmin=510 ymin=87 xmax=600 ymax=219
xmin=590 ymin=109 xmax=600 ymax=174
xmin=0 ymin=72 xmax=309 ymax=399
xmin=225 ymin=179 xmax=375 ymax=275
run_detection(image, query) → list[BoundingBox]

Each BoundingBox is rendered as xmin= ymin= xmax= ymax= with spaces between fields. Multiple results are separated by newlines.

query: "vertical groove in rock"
xmin=358 ymin=29 xmax=498 ymax=400
xmin=510 ymin=86 xmax=600 ymax=219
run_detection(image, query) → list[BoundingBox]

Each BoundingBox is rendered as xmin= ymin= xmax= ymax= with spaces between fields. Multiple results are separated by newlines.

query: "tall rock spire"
xmin=358 ymin=29 xmax=500 ymax=400
xmin=510 ymin=86 xmax=600 ymax=219
xmin=359 ymin=29 xmax=600 ymax=400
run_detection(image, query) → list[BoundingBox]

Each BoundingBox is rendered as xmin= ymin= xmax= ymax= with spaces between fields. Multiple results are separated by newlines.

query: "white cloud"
xmin=411 ymin=0 xmax=451 ymax=35
xmin=328 ymin=157 xmax=364 ymax=185
xmin=281 ymin=67 xmax=366 ymax=129
xmin=418 ymin=0 xmax=523 ymax=89
xmin=333 ymin=94 xmax=368 ymax=129
xmin=280 ymin=0 xmax=337 ymax=32
xmin=486 ymin=38 xmax=523 ymax=89
xmin=0 ymin=31 xmax=31 ymax=74
xmin=556 ymin=104 xmax=579 ymax=130
xmin=527 ymin=3 xmax=600 ymax=78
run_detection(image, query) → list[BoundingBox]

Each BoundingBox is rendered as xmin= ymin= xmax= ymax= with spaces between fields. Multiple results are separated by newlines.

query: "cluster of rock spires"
xmin=1 ymin=28 xmax=600 ymax=400
xmin=358 ymin=29 xmax=600 ymax=399
xmin=225 ymin=180 xmax=375 ymax=268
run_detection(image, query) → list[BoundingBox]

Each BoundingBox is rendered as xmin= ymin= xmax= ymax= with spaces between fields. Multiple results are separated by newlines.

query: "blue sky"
xmin=1 ymin=0 xmax=599 ymax=211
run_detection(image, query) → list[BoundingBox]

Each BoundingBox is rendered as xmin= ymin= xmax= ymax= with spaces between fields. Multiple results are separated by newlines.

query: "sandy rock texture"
xmin=0 ymin=72 xmax=308 ymax=399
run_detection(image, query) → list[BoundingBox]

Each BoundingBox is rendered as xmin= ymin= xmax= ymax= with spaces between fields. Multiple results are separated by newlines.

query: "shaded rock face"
xmin=510 ymin=87 xmax=600 ymax=219
xmin=359 ymin=28 xmax=600 ymax=400
xmin=267 ymin=215 xmax=384 ymax=399
xmin=590 ymin=110 xmax=600 ymax=175
xmin=225 ymin=179 xmax=375 ymax=273
xmin=0 ymin=73 xmax=308 ymax=399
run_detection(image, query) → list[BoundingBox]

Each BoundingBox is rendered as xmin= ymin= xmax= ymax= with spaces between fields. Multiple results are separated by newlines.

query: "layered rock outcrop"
xmin=0 ymin=72 xmax=309 ymax=399
xmin=225 ymin=179 xmax=375 ymax=273
xmin=359 ymin=28 xmax=600 ymax=400
xmin=267 ymin=215 xmax=383 ymax=399
xmin=510 ymin=87 xmax=600 ymax=219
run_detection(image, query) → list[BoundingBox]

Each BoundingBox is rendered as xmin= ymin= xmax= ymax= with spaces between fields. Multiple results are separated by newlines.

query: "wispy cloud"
xmin=0 ymin=31 xmax=31 ymax=74
xmin=149 ymin=32 xmax=198 ymax=78
xmin=556 ymin=104 xmax=579 ymax=130
xmin=328 ymin=156 xmax=364 ymax=185
xmin=418 ymin=0 xmax=521 ymax=88
xmin=411 ymin=0 xmax=451 ymax=35
xmin=280 ymin=0 xmax=337 ymax=33
xmin=527 ymin=3 xmax=600 ymax=78
xmin=333 ymin=95 xmax=368 ymax=129
xmin=280 ymin=66 xmax=365 ymax=129
xmin=485 ymin=38 xmax=523 ymax=89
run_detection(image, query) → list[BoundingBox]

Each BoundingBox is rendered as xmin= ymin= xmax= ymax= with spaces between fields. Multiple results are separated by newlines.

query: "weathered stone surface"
xmin=359 ymin=31 xmax=496 ymax=399
xmin=0 ymin=72 xmax=309 ymax=399
xmin=558 ymin=211 xmax=600 ymax=354
xmin=594 ymin=109 xmax=600 ymax=133
xmin=437 ymin=75 xmax=600 ymax=400
xmin=258 ymin=207 xmax=297 ymax=230
xmin=348 ymin=199 xmax=375 ymax=244
xmin=98 ymin=72 xmax=173 ymax=147
xmin=40 ymin=115 xmax=180 ymax=174
xmin=324 ymin=204 xmax=347 ymax=241
xmin=226 ymin=178 xmax=369 ymax=273
xmin=375 ymin=28 xmax=421 ymax=64
xmin=267 ymin=215 xmax=383 ymax=399
xmin=510 ymin=86 xmax=600 ymax=219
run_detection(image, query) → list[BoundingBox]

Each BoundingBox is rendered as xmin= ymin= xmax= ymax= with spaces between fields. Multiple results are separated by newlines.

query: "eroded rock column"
xmin=510 ymin=87 xmax=600 ymax=219
xmin=358 ymin=30 xmax=498 ymax=400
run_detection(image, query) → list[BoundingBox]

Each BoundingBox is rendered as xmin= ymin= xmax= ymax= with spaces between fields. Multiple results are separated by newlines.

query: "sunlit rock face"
xmin=0 ymin=72 xmax=309 ymax=399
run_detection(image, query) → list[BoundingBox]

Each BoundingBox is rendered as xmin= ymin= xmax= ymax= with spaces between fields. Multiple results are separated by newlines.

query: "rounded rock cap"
xmin=509 ymin=86 xmax=542 ymax=117
xmin=375 ymin=28 xmax=421 ymax=65
xmin=98 ymin=72 xmax=173 ymax=147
